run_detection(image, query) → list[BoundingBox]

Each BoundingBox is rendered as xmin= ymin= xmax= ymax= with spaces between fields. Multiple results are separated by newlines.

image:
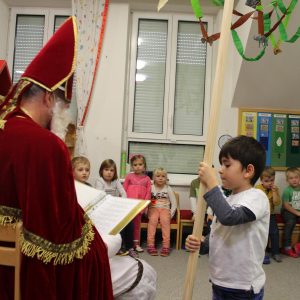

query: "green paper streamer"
xmin=190 ymin=0 xmax=203 ymax=18
xmin=232 ymin=30 xmax=266 ymax=61
xmin=212 ymin=0 xmax=224 ymax=6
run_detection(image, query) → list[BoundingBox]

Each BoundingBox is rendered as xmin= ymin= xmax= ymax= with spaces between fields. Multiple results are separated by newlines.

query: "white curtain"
xmin=72 ymin=0 xmax=107 ymax=155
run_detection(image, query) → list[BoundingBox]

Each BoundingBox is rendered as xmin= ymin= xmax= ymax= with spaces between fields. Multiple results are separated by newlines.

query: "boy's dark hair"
xmin=219 ymin=135 xmax=266 ymax=185
xmin=99 ymin=159 xmax=118 ymax=181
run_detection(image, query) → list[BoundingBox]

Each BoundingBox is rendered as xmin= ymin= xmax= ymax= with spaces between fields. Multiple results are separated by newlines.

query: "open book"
xmin=75 ymin=180 xmax=150 ymax=235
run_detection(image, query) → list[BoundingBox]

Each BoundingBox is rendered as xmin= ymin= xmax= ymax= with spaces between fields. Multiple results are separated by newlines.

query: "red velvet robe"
xmin=0 ymin=109 xmax=113 ymax=299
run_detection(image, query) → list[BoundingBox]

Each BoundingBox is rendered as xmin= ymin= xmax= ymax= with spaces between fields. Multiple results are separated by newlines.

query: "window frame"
xmin=7 ymin=7 xmax=71 ymax=78
xmin=127 ymin=12 xmax=213 ymax=144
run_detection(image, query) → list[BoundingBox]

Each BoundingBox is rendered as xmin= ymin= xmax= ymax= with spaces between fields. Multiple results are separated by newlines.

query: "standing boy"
xmin=281 ymin=167 xmax=300 ymax=258
xmin=256 ymin=167 xmax=282 ymax=263
xmin=186 ymin=135 xmax=270 ymax=300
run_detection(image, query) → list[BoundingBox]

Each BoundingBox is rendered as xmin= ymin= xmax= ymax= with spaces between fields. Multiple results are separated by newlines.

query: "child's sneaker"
xmin=160 ymin=247 xmax=170 ymax=257
xmin=294 ymin=243 xmax=300 ymax=255
xmin=135 ymin=245 xmax=144 ymax=253
xmin=281 ymin=248 xmax=299 ymax=258
xmin=128 ymin=248 xmax=139 ymax=259
xmin=263 ymin=255 xmax=271 ymax=264
xmin=147 ymin=245 xmax=158 ymax=256
xmin=272 ymin=254 xmax=282 ymax=263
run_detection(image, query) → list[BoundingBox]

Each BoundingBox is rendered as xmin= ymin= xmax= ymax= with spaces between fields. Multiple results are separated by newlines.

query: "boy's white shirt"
xmin=209 ymin=188 xmax=270 ymax=293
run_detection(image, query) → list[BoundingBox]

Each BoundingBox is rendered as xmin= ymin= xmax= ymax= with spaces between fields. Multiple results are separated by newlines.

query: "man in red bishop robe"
xmin=0 ymin=16 xmax=113 ymax=300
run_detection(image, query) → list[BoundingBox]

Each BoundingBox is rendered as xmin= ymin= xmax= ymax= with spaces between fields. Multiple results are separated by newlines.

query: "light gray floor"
xmin=139 ymin=249 xmax=300 ymax=300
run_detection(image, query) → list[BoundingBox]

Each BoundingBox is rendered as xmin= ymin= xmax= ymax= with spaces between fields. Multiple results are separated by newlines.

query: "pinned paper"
xmin=158 ymin=0 xmax=168 ymax=12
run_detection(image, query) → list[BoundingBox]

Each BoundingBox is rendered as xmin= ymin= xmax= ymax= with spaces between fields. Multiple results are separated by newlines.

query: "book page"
xmin=75 ymin=180 xmax=150 ymax=235
xmin=75 ymin=180 xmax=106 ymax=210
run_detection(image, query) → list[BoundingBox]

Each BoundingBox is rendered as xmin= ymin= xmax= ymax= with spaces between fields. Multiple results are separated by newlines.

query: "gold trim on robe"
xmin=0 ymin=205 xmax=95 ymax=265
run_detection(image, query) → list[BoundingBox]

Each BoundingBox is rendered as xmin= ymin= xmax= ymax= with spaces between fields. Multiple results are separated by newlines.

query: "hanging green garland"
xmin=189 ymin=0 xmax=299 ymax=61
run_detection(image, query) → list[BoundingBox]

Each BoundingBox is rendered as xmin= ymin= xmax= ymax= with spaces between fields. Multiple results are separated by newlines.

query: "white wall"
xmin=0 ymin=0 xmax=9 ymax=59
xmin=84 ymin=3 xmax=130 ymax=185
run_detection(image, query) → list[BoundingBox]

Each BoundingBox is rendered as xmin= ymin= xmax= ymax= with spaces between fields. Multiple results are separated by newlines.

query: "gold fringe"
xmin=0 ymin=215 xmax=21 ymax=227
xmin=0 ymin=120 xmax=7 ymax=129
xmin=0 ymin=205 xmax=22 ymax=226
xmin=20 ymin=218 xmax=95 ymax=265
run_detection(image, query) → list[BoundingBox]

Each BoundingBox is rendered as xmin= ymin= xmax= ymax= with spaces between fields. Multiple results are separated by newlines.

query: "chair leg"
xmin=176 ymin=228 xmax=180 ymax=250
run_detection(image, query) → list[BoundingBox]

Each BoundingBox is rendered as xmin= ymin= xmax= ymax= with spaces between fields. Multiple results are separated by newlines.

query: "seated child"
xmin=95 ymin=159 xmax=127 ymax=197
xmin=71 ymin=156 xmax=92 ymax=186
xmin=147 ymin=168 xmax=177 ymax=257
xmin=94 ymin=158 xmax=136 ymax=257
xmin=281 ymin=167 xmax=300 ymax=258
xmin=72 ymin=156 xmax=157 ymax=299
xmin=256 ymin=166 xmax=282 ymax=263
xmin=123 ymin=154 xmax=151 ymax=253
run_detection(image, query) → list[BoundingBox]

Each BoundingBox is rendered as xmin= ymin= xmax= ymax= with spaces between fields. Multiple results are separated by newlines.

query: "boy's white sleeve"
xmin=168 ymin=186 xmax=177 ymax=218
xmin=116 ymin=180 xmax=127 ymax=197
xmin=241 ymin=188 xmax=270 ymax=220
xmin=190 ymin=197 xmax=197 ymax=215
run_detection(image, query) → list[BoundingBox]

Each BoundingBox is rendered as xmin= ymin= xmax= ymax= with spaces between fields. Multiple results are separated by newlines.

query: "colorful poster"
xmin=241 ymin=112 xmax=257 ymax=138
xmin=271 ymin=114 xmax=287 ymax=167
xmin=286 ymin=115 xmax=300 ymax=167
xmin=257 ymin=113 xmax=272 ymax=166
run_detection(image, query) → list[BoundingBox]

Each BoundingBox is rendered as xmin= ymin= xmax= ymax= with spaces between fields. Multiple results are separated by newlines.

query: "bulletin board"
xmin=238 ymin=108 xmax=300 ymax=170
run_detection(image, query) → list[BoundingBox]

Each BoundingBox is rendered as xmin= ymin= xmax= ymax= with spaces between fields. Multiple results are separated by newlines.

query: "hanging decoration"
xmin=163 ymin=0 xmax=300 ymax=61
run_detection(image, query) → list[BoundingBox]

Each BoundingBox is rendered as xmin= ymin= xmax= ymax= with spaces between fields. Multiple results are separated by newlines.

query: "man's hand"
xmin=198 ymin=162 xmax=219 ymax=191
xmin=185 ymin=235 xmax=201 ymax=252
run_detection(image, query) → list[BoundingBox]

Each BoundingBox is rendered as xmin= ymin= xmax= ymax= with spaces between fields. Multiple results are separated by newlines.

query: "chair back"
xmin=0 ymin=222 xmax=22 ymax=300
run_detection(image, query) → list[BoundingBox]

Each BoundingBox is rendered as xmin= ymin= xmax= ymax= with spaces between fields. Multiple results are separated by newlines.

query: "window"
xmin=127 ymin=13 xmax=213 ymax=175
xmin=7 ymin=8 xmax=70 ymax=83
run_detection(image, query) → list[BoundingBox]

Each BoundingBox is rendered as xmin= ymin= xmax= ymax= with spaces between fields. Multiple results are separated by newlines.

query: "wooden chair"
xmin=178 ymin=210 xmax=194 ymax=250
xmin=141 ymin=192 xmax=181 ymax=250
xmin=0 ymin=222 xmax=22 ymax=300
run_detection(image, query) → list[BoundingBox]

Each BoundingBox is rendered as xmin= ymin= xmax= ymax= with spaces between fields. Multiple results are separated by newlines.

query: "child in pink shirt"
xmin=123 ymin=154 xmax=151 ymax=252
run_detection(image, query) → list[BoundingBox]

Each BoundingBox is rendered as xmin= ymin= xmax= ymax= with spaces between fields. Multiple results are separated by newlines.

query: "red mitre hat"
xmin=21 ymin=16 xmax=77 ymax=100
xmin=0 ymin=60 xmax=12 ymax=101
xmin=0 ymin=16 xmax=77 ymax=120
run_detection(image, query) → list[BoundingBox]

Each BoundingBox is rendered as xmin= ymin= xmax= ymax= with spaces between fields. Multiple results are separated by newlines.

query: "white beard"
xmin=50 ymin=100 xmax=72 ymax=141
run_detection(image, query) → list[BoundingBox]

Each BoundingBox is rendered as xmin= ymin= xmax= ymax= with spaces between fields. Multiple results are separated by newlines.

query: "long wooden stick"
xmin=182 ymin=1 xmax=234 ymax=299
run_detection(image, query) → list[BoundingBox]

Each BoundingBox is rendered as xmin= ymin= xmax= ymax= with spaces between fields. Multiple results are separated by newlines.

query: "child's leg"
xmin=269 ymin=214 xmax=280 ymax=255
xmin=120 ymin=221 xmax=134 ymax=250
xmin=160 ymin=208 xmax=171 ymax=249
xmin=133 ymin=213 xmax=142 ymax=247
xmin=147 ymin=208 xmax=159 ymax=246
xmin=282 ymin=210 xmax=297 ymax=248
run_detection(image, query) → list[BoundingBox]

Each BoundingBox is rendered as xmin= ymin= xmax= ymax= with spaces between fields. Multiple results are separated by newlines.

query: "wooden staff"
xmin=182 ymin=1 xmax=234 ymax=299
